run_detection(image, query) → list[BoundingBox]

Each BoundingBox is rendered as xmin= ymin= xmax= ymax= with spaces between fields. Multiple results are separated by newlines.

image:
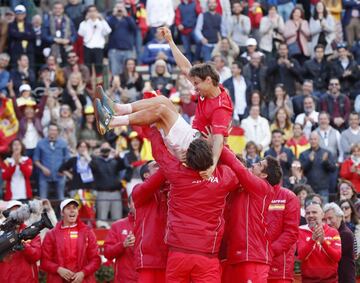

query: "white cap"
xmin=19 ymin=84 xmax=31 ymax=93
xmin=60 ymin=199 xmax=79 ymax=212
xmin=14 ymin=5 xmax=26 ymax=14
xmin=6 ymin=200 xmax=22 ymax=210
xmin=246 ymin=38 xmax=257 ymax=46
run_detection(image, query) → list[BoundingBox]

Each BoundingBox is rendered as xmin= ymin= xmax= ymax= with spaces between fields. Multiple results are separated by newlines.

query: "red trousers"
xmin=138 ymin=268 xmax=165 ymax=283
xmin=166 ymin=250 xmax=221 ymax=283
xmin=222 ymin=262 xmax=270 ymax=283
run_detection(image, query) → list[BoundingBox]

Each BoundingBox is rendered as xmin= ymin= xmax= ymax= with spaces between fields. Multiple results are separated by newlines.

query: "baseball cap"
xmin=60 ymin=199 xmax=79 ymax=211
xmin=6 ymin=200 xmax=22 ymax=210
xmin=246 ymin=38 xmax=257 ymax=46
xmin=14 ymin=5 xmax=26 ymax=14
xmin=19 ymin=84 xmax=31 ymax=93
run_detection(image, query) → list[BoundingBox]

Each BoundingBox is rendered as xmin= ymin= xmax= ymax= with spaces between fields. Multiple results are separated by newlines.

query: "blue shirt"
xmin=0 ymin=70 xmax=10 ymax=94
xmin=33 ymin=138 xmax=70 ymax=181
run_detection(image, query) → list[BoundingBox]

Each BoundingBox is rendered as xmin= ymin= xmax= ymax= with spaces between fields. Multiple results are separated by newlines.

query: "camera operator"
xmin=0 ymin=200 xmax=41 ymax=283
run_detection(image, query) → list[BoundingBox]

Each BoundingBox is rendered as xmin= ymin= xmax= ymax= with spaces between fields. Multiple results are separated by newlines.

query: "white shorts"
xmin=163 ymin=115 xmax=200 ymax=154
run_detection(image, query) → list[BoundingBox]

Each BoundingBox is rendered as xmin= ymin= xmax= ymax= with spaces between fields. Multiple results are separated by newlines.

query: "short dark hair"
xmin=9 ymin=139 xmax=26 ymax=156
xmin=76 ymin=140 xmax=89 ymax=149
xmin=289 ymin=7 xmax=304 ymax=20
xmin=350 ymin=111 xmax=359 ymax=118
xmin=314 ymin=44 xmax=325 ymax=52
xmin=189 ymin=63 xmax=220 ymax=86
xmin=272 ymin=129 xmax=284 ymax=136
xmin=186 ymin=139 xmax=213 ymax=171
xmin=263 ymin=156 xmax=282 ymax=186
xmin=293 ymin=184 xmax=313 ymax=197
xmin=232 ymin=60 xmax=243 ymax=70
xmin=140 ymin=160 xmax=154 ymax=181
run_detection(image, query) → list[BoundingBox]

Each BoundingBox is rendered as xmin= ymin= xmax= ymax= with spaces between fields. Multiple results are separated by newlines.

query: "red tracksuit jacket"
xmin=0 ymin=235 xmax=41 ymax=283
xmin=298 ymin=224 xmax=342 ymax=283
xmin=267 ymin=187 xmax=300 ymax=280
xmin=219 ymin=147 xmax=275 ymax=265
xmin=132 ymin=170 xmax=168 ymax=270
xmin=104 ymin=216 xmax=138 ymax=283
xmin=147 ymin=128 xmax=238 ymax=255
xmin=41 ymin=221 xmax=101 ymax=283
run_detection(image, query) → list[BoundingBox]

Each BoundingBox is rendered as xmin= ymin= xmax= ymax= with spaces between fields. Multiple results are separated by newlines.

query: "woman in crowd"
xmin=77 ymin=105 xmax=102 ymax=151
xmin=286 ymin=123 xmax=310 ymax=158
xmin=268 ymin=84 xmax=293 ymax=121
xmin=339 ymin=199 xmax=360 ymax=247
xmin=58 ymin=104 xmax=79 ymax=154
xmin=244 ymin=141 xmax=261 ymax=168
xmin=243 ymin=90 xmax=268 ymax=119
xmin=1 ymin=139 xmax=33 ymax=201
xmin=284 ymin=159 xmax=308 ymax=190
xmin=309 ymin=1 xmax=336 ymax=57
xmin=62 ymin=72 xmax=88 ymax=112
xmin=323 ymin=0 xmax=343 ymax=43
xmin=43 ymin=55 xmax=65 ymax=87
xmin=120 ymin=58 xmax=144 ymax=102
xmin=337 ymin=179 xmax=360 ymax=214
xmin=293 ymin=184 xmax=313 ymax=225
xmin=270 ymin=107 xmax=294 ymax=142
xmin=283 ymin=7 xmax=310 ymax=64
xmin=340 ymin=144 xmax=360 ymax=193
xmin=150 ymin=59 xmax=173 ymax=97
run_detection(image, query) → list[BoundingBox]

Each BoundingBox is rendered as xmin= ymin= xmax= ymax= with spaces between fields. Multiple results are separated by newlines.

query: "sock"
xmin=110 ymin=115 xmax=129 ymax=128
xmin=115 ymin=104 xmax=132 ymax=115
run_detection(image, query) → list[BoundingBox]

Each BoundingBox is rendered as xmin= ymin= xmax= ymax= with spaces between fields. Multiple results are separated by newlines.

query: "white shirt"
xmin=6 ymin=157 xmax=27 ymax=200
xmin=23 ymin=122 xmax=41 ymax=149
xmin=233 ymin=76 xmax=247 ymax=119
xmin=78 ymin=19 xmax=112 ymax=49
xmin=146 ymin=0 xmax=174 ymax=27
xmin=241 ymin=115 xmax=271 ymax=150
xmin=295 ymin=111 xmax=319 ymax=139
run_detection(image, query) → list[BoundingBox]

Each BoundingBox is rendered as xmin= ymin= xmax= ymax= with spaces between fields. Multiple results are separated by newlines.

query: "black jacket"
xmin=292 ymin=94 xmax=320 ymax=117
xmin=8 ymin=20 xmax=35 ymax=62
xmin=338 ymin=221 xmax=356 ymax=283
xmin=330 ymin=58 xmax=360 ymax=97
xmin=302 ymin=58 xmax=331 ymax=92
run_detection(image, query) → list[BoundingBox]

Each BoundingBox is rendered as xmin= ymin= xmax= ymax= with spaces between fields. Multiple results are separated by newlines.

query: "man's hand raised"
xmin=158 ymin=26 xmax=173 ymax=43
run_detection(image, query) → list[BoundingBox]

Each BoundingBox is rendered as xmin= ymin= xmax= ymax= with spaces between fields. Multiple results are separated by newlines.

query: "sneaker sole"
xmin=93 ymin=99 xmax=106 ymax=136
xmin=95 ymin=85 xmax=115 ymax=115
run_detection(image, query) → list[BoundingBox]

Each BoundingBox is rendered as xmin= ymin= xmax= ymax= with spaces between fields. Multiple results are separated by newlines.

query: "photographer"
xmin=78 ymin=5 xmax=111 ymax=85
xmin=0 ymin=201 xmax=41 ymax=283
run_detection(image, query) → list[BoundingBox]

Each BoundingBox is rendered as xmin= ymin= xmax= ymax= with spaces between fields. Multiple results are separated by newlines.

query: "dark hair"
xmin=264 ymin=155 xmax=283 ymax=185
xmin=9 ymin=139 xmax=25 ymax=156
xmin=314 ymin=44 xmax=325 ymax=52
xmin=86 ymin=5 xmax=97 ymax=13
xmin=313 ymin=1 xmax=328 ymax=20
xmin=53 ymin=1 xmax=64 ymax=8
xmin=293 ymin=184 xmax=314 ymax=196
xmin=268 ymin=5 xmax=277 ymax=11
xmin=232 ymin=60 xmax=243 ymax=70
xmin=272 ymin=128 xmax=285 ymax=136
xmin=290 ymin=7 xmax=304 ymax=20
xmin=293 ymin=122 xmax=304 ymax=130
xmin=48 ymin=122 xmax=59 ymax=130
xmin=338 ymin=199 xmax=360 ymax=225
xmin=350 ymin=111 xmax=360 ymax=118
xmin=189 ymin=63 xmax=220 ymax=86
xmin=245 ymin=140 xmax=257 ymax=151
xmin=140 ymin=160 xmax=154 ymax=181
xmin=250 ymin=89 xmax=263 ymax=106
xmin=305 ymin=193 xmax=323 ymax=208
xmin=186 ymin=139 xmax=214 ymax=171
xmin=76 ymin=140 xmax=89 ymax=149
xmin=319 ymin=111 xmax=331 ymax=120
xmin=337 ymin=179 xmax=358 ymax=203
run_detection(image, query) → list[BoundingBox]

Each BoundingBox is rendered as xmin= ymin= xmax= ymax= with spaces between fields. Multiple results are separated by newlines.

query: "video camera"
xmin=0 ymin=200 xmax=54 ymax=259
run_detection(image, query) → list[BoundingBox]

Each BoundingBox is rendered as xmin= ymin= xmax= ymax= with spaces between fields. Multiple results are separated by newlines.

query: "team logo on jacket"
xmin=268 ymin=199 xmax=286 ymax=210
xmin=192 ymin=176 xmax=219 ymax=184
xmin=70 ymin=231 xmax=78 ymax=239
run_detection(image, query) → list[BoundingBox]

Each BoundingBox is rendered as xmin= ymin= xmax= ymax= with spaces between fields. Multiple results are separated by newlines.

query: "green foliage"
xmin=95 ymin=264 xmax=114 ymax=283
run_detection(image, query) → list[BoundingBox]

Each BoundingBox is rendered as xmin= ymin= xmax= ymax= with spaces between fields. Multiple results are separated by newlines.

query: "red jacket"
xmin=0 ymin=235 xmax=41 ymax=283
xmin=220 ymin=147 xmax=275 ymax=265
xmin=298 ymin=224 xmax=342 ymax=283
xmin=340 ymin=158 xmax=360 ymax=193
xmin=104 ymin=216 xmax=138 ymax=283
xmin=41 ymin=221 xmax=101 ymax=283
xmin=132 ymin=170 xmax=168 ymax=270
xmin=147 ymin=128 xmax=238 ymax=255
xmin=267 ymin=187 xmax=300 ymax=280
xmin=1 ymin=156 xmax=33 ymax=200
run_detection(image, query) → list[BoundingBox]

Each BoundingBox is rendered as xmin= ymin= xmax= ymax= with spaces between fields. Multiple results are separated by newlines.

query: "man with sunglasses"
xmin=62 ymin=51 xmax=90 ymax=83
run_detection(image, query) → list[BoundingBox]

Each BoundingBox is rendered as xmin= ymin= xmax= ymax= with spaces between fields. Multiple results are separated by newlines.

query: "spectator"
xmin=268 ymin=83 xmax=294 ymax=121
xmin=78 ymin=5 xmax=111 ymax=85
xmin=241 ymin=105 xmax=271 ymax=152
xmin=247 ymin=0 xmax=263 ymax=43
xmin=341 ymin=112 xmax=360 ymax=159
xmin=337 ymin=180 xmax=360 ymax=212
xmin=271 ymin=107 xmax=294 ymax=142
xmin=41 ymin=199 xmax=101 ymax=282
xmin=146 ymin=0 xmax=174 ymax=39
xmin=195 ymin=0 xmax=222 ymax=62
xmin=320 ymin=77 xmax=351 ymax=131
xmin=330 ymin=43 xmax=360 ymax=98
xmin=299 ymin=131 xmax=336 ymax=202
xmin=297 ymin=202 xmax=341 ymax=282
xmin=1 ymin=139 xmax=32 ymax=201
xmin=265 ymin=129 xmax=295 ymax=178
xmin=33 ymin=123 xmax=69 ymax=200
xmin=0 ymin=53 xmax=10 ymax=95
xmin=342 ymin=0 xmax=360 ymax=46
xmin=324 ymin=202 xmax=356 ymax=283
xmin=223 ymin=61 xmax=248 ymax=123
xmin=339 ymin=199 xmax=360 ymax=249
xmin=77 ymin=105 xmax=102 ymax=151
xmin=352 ymin=39 xmax=360 ymax=64
xmin=44 ymin=54 xmax=66 ymax=87
xmin=340 ymin=145 xmax=360 ymax=193
xmin=242 ymin=51 xmax=268 ymax=99
xmin=223 ymin=1 xmax=251 ymax=51
xmin=57 ymin=104 xmax=79 ymax=153
xmin=42 ymin=1 xmax=77 ymax=65
xmin=212 ymin=38 xmax=240 ymax=69
xmin=244 ymin=140 xmax=261 ymax=168
xmin=141 ymin=28 xmax=175 ymax=69
xmin=283 ymin=7 xmax=310 ymax=64
xmin=120 ymin=58 xmax=144 ymax=103
xmin=323 ymin=0 xmax=343 ymax=43
xmin=286 ymin=123 xmax=310 ymax=158
xmin=62 ymin=72 xmax=88 ymax=112
xmin=295 ymin=96 xmax=319 ymax=138
xmin=62 ymin=51 xmax=90 ymax=84
xmin=150 ymin=59 xmax=174 ymax=98
xmin=0 ymin=201 xmax=41 ymax=283
xmin=89 ymin=142 xmax=127 ymax=221
xmin=8 ymin=5 xmax=35 ymax=67
xmin=64 ymin=0 xmax=85 ymax=30
xmin=179 ymin=89 xmax=196 ymax=122
xmin=107 ymin=2 xmax=137 ymax=76
xmin=32 ymin=15 xmax=46 ymax=71
xmin=103 ymin=196 xmax=138 ymax=283
xmin=283 ymin=159 xmax=308 ymax=190
xmin=175 ymin=0 xmax=202 ymax=62
xmin=243 ymin=89 xmax=268 ymax=119
xmin=212 ymin=54 xmax=231 ymax=83
xmin=315 ymin=111 xmax=343 ymax=162
xmin=267 ymin=42 xmax=302 ymax=96
xmin=10 ymin=54 xmax=36 ymax=96
xmin=240 ymin=38 xmax=264 ymax=65
xmin=259 ymin=5 xmax=285 ymax=57
xmin=309 ymin=2 xmax=336 ymax=57
xmin=305 ymin=193 xmax=324 ymax=207
xmin=302 ymin=44 xmax=332 ymax=94
xmin=0 ymin=10 xmax=15 ymax=53
xmin=293 ymin=184 xmax=314 ymax=225
xmin=292 ymin=80 xmax=320 ymax=116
